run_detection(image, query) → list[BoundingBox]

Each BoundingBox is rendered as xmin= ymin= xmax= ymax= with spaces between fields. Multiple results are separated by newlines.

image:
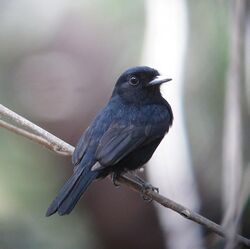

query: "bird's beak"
xmin=148 ymin=76 xmax=172 ymax=86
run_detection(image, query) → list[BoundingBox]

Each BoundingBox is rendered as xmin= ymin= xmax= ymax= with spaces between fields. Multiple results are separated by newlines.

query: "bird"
xmin=46 ymin=66 xmax=173 ymax=216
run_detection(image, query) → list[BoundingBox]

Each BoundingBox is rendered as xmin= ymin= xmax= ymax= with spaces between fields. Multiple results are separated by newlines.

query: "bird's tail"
xmin=46 ymin=166 xmax=99 ymax=216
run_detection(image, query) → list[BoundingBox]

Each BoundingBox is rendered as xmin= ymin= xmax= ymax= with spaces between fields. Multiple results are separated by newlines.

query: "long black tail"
xmin=46 ymin=167 xmax=99 ymax=216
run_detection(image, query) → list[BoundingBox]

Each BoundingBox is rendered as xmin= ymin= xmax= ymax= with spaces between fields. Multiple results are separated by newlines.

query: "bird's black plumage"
xmin=46 ymin=66 xmax=173 ymax=216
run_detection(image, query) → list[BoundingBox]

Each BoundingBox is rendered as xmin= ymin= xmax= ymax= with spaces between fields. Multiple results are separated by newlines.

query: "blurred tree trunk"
xmin=246 ymin=1 xmax=250 ymax=113
xmin=141 ymin=0 xmax=204 ymax=248
xmin=222 ymin=1 xmax=246 ymax=248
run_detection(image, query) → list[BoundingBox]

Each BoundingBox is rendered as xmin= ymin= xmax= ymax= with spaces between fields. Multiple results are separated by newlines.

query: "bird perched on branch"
xmin=46 ymin=66 xmax=173 ymax=216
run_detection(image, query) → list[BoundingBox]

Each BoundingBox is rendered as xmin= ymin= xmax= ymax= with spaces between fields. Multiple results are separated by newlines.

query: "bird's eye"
xmin=129 ymin=76 xmax=139 ymax=86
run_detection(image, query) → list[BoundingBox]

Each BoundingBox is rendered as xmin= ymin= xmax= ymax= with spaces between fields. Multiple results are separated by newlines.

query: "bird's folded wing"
xmin=95 ymin=123 xmax=150 ymax=166
xmin=72 ymin=127 xmax=92 ymax=165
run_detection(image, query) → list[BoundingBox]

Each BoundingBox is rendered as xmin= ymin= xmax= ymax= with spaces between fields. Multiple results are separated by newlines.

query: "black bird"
xmin=46 ymin=66 xmax=173 ymax=216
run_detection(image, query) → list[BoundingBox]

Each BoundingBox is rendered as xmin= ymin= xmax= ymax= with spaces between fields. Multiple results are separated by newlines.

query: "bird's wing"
xmin=95 ymin=122 xmax=155 ymax=166
xmin=72 ymin=127 xmax=92 ymax=166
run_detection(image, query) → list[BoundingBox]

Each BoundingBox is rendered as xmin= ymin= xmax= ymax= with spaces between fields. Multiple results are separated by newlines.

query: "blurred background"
xmin=0 ymin=0 xmax=249 ymax=249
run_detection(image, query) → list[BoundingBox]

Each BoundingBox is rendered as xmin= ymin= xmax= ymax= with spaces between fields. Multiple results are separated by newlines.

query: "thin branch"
xmin=0 ymin=120 xmax=71 ymax=156
xmin=0 ymin=104 xmax=74 ymax=155
xmin=118 ymin=175 xmax=250 ymax=247
xmin=0 ymin=104 xmax=250 ymax=247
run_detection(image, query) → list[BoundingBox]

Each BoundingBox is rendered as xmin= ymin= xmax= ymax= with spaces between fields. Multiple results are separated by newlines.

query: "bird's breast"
xmin=112 ymin=101 xmax=171 ymax=127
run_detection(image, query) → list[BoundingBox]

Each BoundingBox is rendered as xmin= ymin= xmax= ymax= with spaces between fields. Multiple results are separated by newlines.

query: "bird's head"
xmin=112 ymin=66 xmax=172 ymax=103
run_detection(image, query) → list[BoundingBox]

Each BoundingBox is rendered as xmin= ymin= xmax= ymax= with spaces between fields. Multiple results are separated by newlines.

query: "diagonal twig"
xmin=0 ymin=104 xmax=250 ymax=247
xmin=118 ymin=175 xmax=250 ymax=247
xmin=0 ymin=104 xmax=74 ymax=155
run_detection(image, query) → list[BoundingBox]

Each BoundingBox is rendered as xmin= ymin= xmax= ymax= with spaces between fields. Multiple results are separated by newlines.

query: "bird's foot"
xmin=140 ymin=182 xmax=159 ymax=202
xmin=133 ymin=174 xmax=147 ymax=185
xmin=128 ymin=173 xmax=159 ymax=202
xmin=110 ymin=172 xmax=120 ymax=187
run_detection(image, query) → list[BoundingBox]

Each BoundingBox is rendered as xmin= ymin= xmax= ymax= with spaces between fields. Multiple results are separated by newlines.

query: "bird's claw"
xmin=140 ymin=183 xmax=159 ymax=202
xmin=111 ymin=172 xmax=120 ymax=187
